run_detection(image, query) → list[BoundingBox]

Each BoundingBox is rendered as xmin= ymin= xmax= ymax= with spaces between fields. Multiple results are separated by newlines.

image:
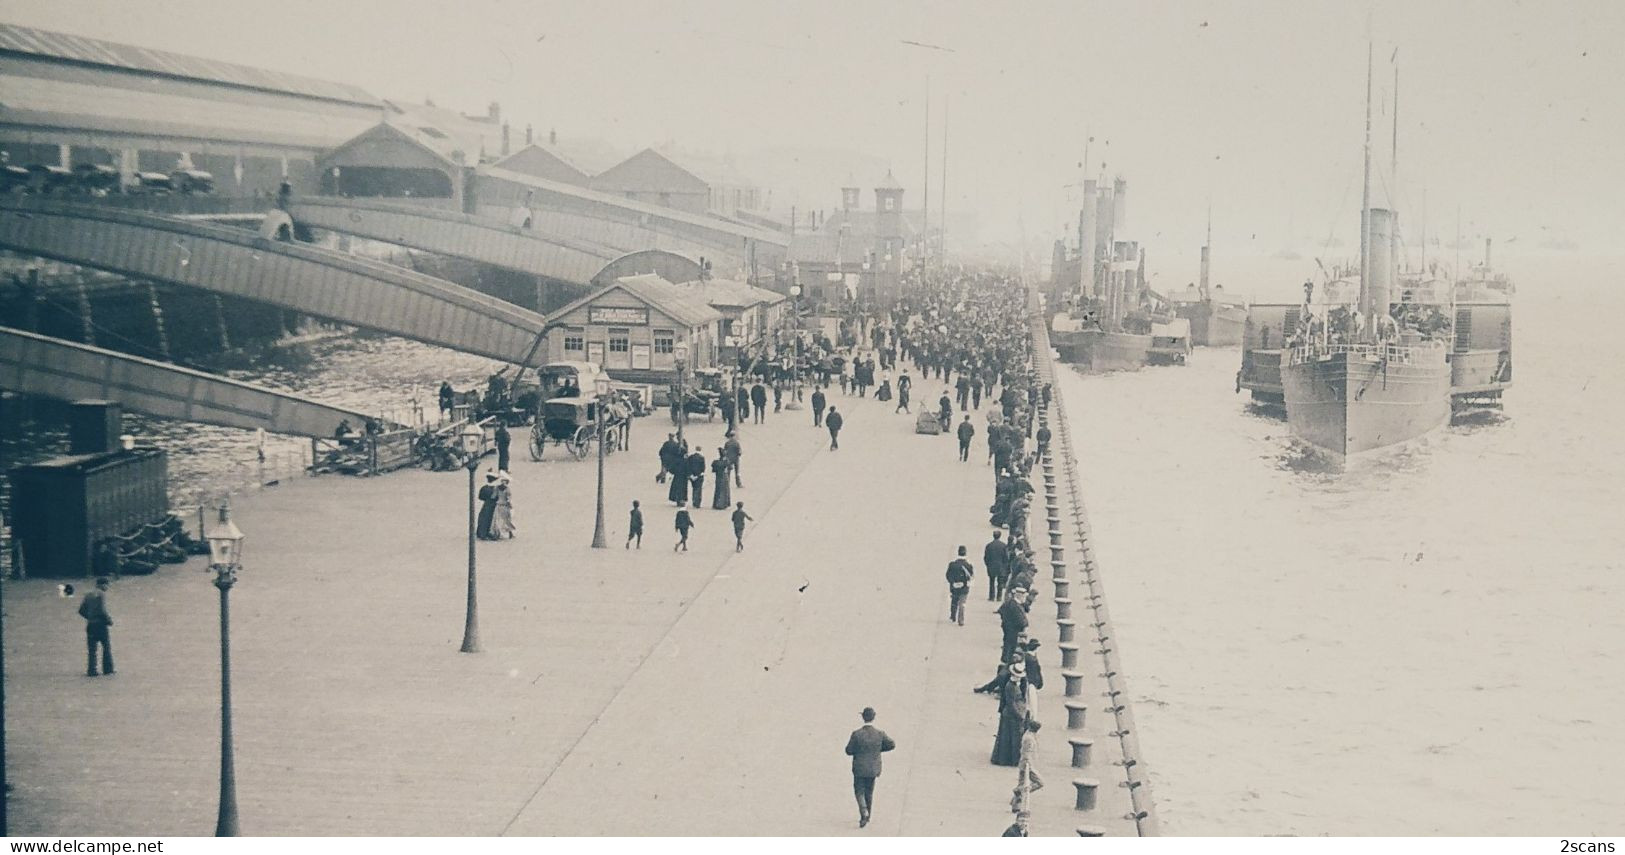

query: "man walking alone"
xmin=956 ymin=414 xmax=975 ymax=462
xmin=825 ymin=406 xmax=843 ymax=450
xmin=946 ymin=546 xmax=974 ymax=626
xmin=843 ymin=707 xmax=896 ymax=829
xmin=79 ymin=577 xmax=115 ymax=676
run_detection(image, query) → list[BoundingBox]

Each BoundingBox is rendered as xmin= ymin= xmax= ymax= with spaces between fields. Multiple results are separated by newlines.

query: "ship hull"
xmin=1058 ymin=330 xmax=1152 ymax=372
xmin=1176 ymin=301 xmax=1247 ymax=347
xmin=1281 ymin=349 xmax=1451 ymax=457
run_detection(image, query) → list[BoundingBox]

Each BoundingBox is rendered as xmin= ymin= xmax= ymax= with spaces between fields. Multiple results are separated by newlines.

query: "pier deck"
xmin=4 ymin=384 xmax=1136 ymax=836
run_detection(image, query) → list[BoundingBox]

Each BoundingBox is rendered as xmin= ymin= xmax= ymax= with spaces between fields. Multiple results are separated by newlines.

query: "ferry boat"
xmin=1277 ymin=49 xmax=1454 ymax=459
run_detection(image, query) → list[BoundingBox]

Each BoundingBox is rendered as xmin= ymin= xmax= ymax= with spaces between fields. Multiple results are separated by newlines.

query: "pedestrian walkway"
xmin=3 ymin=383 xmax=1129 ymax=836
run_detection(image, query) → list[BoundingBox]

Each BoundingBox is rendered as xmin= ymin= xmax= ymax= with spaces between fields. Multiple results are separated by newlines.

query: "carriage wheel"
xmin=528 ymin=427 xmax=546 ymax=461
xmin=571 ymin=426 xmax=593 ymax=459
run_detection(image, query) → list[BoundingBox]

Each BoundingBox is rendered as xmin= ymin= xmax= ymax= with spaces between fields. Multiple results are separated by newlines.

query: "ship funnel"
xmin=1485 ymin=237 xmax=1492 ymax=269
xmin=1112 ymin=177 xmax=1128 ymax=232
xmin=1366 ymin=208 xmax=1395 ymax=323
xmin=1199 ymin=245 xmax=1211 ymax=298
xmin=1080 ymin=180 xmax=1098 ymax=295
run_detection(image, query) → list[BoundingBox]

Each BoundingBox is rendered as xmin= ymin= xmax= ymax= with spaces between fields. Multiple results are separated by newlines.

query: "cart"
xmin=528 ymin=397 xmax=626 ymax=460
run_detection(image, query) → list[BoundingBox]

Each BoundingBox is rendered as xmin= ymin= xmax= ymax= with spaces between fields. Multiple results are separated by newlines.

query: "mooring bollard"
xmin=1068 ymin=735 xmax=1094 ymax=767
xmin=1057 ymin=618 xmax=1076 ymax=643
xmin=1061 ymin=669 xmax=1084 ymax=697
xmin=1065 ymin=700 xmax=1088 ymax=730
xmin=1050 ymin=555 xmax=1066 ymax=573
xmin=1054 ymin=596 xmax=1073 ymax=619
xmin=1059 ymin=642 xmax=1080 ymax=669
xmin=1053 ymin=579 xmax=1071 ymax=599
xmin=1075 ymin=825 xmax=1106 ymax=837
xmin=1072 ymin=778 xmax=1100 ymax=811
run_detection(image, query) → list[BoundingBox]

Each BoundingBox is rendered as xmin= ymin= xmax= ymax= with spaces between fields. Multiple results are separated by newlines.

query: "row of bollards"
xmin=1029 ymin=315 xmax=1158 ymax=839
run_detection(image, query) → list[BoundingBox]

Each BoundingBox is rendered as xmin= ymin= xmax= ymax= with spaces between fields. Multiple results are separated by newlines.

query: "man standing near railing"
xmin=494 ymin=422 xmax=511 ymax=473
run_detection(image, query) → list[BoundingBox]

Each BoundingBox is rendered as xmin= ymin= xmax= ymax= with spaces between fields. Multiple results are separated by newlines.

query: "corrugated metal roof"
xmin=0 ymin=23 xmax=378 ymax=106
xmin=615 ymin=273 xmax=725 ymax=327
xmin=0 ymin=70 xmax=378 ymax=150
xmin=680 ymin=278 xmax=785 ymax=309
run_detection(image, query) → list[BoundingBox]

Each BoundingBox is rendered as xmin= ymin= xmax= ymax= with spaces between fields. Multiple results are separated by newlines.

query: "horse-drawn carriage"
xmin=529 ymin=397 xmax=628 ymax=460
xmin=671 ymin=367 xmax=723 ymax=422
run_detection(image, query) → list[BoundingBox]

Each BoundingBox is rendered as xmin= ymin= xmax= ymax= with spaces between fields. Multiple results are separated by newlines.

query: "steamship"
xmin=1050 ymin=176 xmax=1189 ymax=370
xmin=1171 ymin=214 xmax=1246 ymax=347
xmin=1278 ymin=50 xmax=1453 ymax=459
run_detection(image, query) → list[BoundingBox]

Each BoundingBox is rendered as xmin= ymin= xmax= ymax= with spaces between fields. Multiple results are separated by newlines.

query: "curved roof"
xmin=0 ymin=23 xmax=379 ymax=106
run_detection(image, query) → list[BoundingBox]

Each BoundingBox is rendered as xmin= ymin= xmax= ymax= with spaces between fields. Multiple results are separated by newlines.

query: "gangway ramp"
xmin=0 ymin=326 xmax=373 ymax=437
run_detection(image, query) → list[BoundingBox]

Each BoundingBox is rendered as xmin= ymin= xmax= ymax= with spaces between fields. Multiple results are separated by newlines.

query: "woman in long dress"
xmin=668 ymin=455 xmax=689 ymax=505
xmin=710 ymin=451 xmax=732 ymax=510
xmin=493 ymin=473 xmax=516 ymax=539
xmin=991 ymin=663 xmax=1029 ymax=766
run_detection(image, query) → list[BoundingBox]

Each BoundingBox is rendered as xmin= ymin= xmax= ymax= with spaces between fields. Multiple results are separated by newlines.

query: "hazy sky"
xmin=6 ymin=0 xmax=1621 ymax=278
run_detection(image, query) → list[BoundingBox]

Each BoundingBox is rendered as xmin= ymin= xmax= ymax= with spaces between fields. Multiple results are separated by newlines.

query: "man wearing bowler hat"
xmin=843 ymin=706 xmax=896 ymax=828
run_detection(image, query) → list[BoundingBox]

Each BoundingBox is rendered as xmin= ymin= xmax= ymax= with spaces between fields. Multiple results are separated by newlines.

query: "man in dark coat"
xmin=844 ymin=707 xmax=896 ymax=828
xmin=1035 ymin=424 xmax=1052 ymax=458
xmin=438 ymin=381 xmax=455 ymax=421
xmin=493 ymin=422 xmax=511 ymax=472
xmin=956 ymin=372 xmax=972 ymax=411
xmin=78 ymin=577 xmax=114 ymax=676
xmin=945 ymin=546 xmax=974 ymax=626
xmin=956 ymin=414 xmax=975 ymax=462
xmin=750 ymin=382 xmax=768 ymax=424
xmin=998 ymin=587 xmax=1029 ymax=663
xmin=476 ymin=472 xmax=499 ymax=539
xmin=984 ymin=531 xmax=1009 ymax=601
xmin=686 ymin=449 xmax=706 ymax=509
xmin=657 ymin=433 xmax=682 ymax=484
xmin=895 ymin=372 xmax=912 ymax=413
xmin=825 ymin=406 xmax=843 ymax=450
xmin=811 ymin=387 xmax=827 ymax=427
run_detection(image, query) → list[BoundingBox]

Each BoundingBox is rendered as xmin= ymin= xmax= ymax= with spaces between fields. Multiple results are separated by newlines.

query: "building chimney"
xmin=68 ymin=400 xmax=123 ymax=454
xmin=501 ymin=122 xmax=511 ymax=156
xmin=526 ymin=124 xmax=534 ymax=146
xmin=488 ymin=101 xmax=501 ymax=122
xmin=549 ymin=128 xmax=558 ymax=146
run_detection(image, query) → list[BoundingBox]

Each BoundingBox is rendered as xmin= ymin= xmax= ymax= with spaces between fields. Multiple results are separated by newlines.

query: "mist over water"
xmin=1054 ymin=253 xmax=1625 ymax=834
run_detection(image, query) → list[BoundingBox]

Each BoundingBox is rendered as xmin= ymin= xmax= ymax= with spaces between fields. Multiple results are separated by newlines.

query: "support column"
xmin=146 ymin=282 xmax=172 ymax=360
xmin=212 ymin=295 xmax=233 ymax=351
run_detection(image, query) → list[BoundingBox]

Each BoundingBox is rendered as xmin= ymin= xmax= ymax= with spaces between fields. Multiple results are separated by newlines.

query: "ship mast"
xmin=1359 ymin=41 xmax=1374 ymax=337
xmin=1199 ymin=203 xmax=1212 ymax=301
xmin=1391 ymin=53 xmax=1400 ymax=277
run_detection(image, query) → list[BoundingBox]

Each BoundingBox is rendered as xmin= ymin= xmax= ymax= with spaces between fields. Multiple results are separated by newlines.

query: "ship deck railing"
xmin=1284 ymin=340 xmax=1446 ymax=367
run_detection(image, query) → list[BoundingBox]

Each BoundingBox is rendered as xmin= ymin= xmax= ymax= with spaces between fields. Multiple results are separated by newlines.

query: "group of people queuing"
xmin=908 ymin=271 xmax=1056 ymax=836
xmin=830 ymin=268 xmax=1058 ymax=834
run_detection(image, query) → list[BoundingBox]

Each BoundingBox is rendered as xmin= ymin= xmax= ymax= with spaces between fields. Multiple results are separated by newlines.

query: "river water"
xmin=1054 ymin=253 xmax=1624 ymax=834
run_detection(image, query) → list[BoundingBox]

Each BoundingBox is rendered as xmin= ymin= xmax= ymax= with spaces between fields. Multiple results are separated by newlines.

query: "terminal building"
xmin=783 ymin=172 xmax=913 ymax=307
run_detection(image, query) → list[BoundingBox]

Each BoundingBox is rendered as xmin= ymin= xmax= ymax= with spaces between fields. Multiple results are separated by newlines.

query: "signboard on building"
xmin=631 ymin=344 xmax=652 ymax=370
xmin=586 ymin=342 xmax=605 ymax=365
xmin=588 ymin=306 xmax=650 ymax=326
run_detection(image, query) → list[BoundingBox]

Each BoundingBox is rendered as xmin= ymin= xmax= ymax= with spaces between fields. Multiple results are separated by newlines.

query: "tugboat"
xmin=1277 ymin=47 xmax=1453 ymax=459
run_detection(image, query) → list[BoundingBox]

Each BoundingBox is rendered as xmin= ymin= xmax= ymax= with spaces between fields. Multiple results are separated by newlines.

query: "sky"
xmin=5 ymin=0 xmax=1622 ymax=280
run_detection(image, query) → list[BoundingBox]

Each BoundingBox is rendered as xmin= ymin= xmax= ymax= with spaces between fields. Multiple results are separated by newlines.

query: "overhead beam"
xmin=287 ymin=197 xmax=616 ymax=285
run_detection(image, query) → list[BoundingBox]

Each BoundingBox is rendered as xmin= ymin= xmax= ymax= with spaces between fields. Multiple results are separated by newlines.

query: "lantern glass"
xmin=207 ymin=506 xmax=245 ymax=567
xmin=458 ymin=424 xmax=483 ymax=455
xmin=673 ymin=343 xmax=689 ymax=363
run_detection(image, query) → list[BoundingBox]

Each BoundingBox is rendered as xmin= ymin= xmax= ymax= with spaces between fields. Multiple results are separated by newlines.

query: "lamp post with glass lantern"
xmin=591 ymin=377 xmax=612 ymax=548
xmin=205 ymin=502 xmax=245 ymax=837
xmin=457 ymin=423 xmax=483 ymax=654
xmin=672 ymin=342 xmax=689 ymax=444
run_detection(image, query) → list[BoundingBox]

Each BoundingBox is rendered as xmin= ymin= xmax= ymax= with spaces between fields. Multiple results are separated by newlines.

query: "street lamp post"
xmin=673 ymin=342 xmax=689 ymax=444
xmin=591 ymin=377 xmax=612 ymax=548
xmin=457 ymin=423 xmax=483 ymax=654
xmin=205 ymin=502 xmax=245 ymax=837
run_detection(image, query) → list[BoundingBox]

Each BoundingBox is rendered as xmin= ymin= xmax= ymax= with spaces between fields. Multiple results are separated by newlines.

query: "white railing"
xmin=1284 ymin=340 xmax=1442 ymax=367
